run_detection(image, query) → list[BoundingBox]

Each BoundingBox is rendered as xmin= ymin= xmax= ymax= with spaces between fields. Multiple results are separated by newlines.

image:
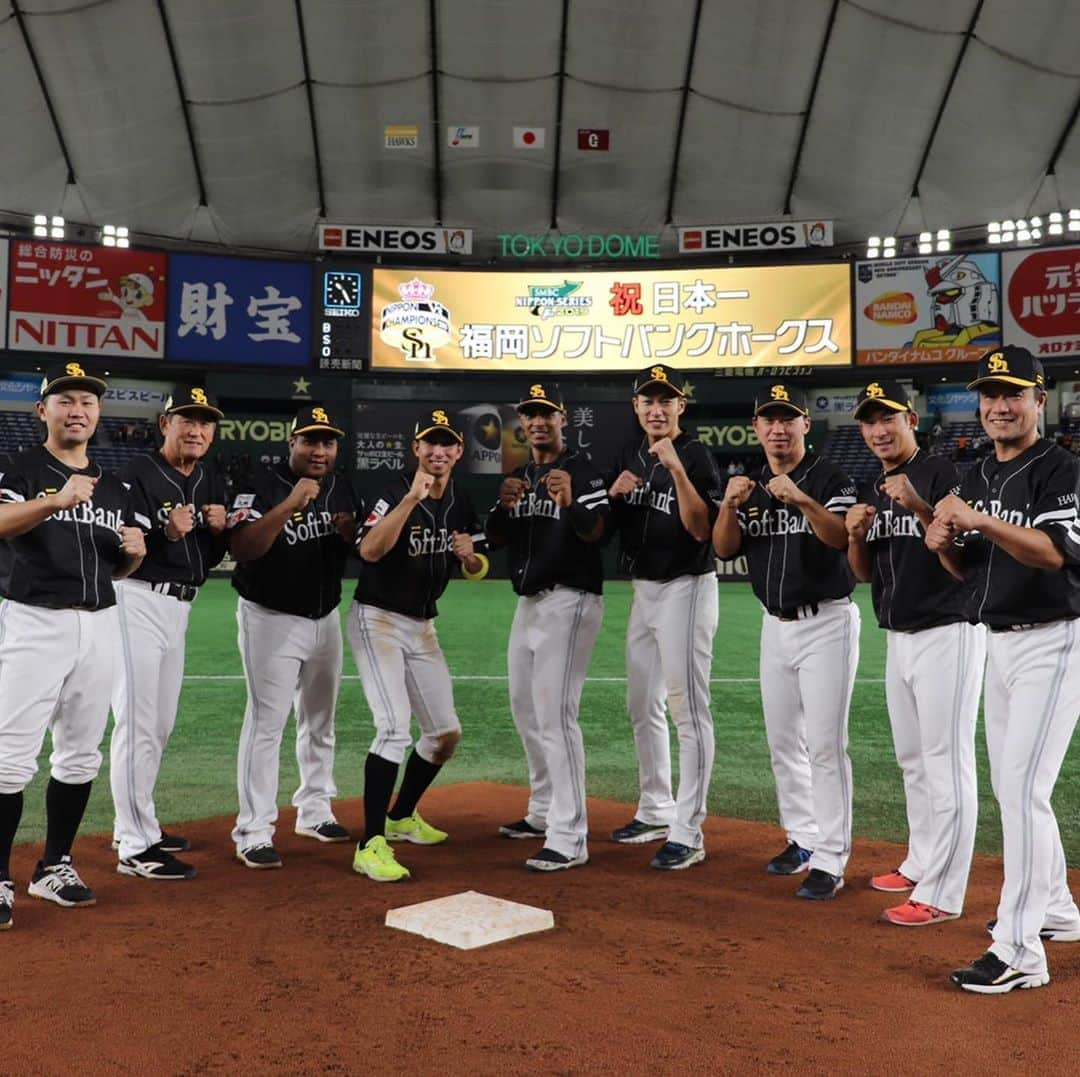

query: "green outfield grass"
xmin=13 ymin=580 xmax=1080 ymax=861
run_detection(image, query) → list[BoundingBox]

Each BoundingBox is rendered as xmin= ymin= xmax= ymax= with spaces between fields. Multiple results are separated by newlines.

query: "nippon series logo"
xmin=379 ymin=277 xmax=451 ymax=361
xmin=513 ymin=280 xmax=593 ymax=319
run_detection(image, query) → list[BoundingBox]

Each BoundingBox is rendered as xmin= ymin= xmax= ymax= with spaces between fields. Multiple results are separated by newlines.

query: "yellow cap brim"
xmin=753 ymin=402 xmax=808 ymax=417
xmin=292 ymin=423 xmax=344 ymax=438
xmin=634 ymin=380 xmax=685 ymax=397
xmin=853 ymin=398 xmax=909 ymax=418
xmin=168 ymin=404 xmax=224 ymax=420
xmin=415 ymin=426 xmax=463 ymax=443
xmin=515 ymin=399 xmax=565 ymax=412
xmin=42 ymin=376 xmax=108 ymax=398
xmin=966 ymin=375 xmax=1040 ymax=390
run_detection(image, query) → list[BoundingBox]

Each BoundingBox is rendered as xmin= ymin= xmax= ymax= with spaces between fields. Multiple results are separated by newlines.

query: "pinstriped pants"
xmin=886 ymin=621 xmax=985 ymax=914
xmin=986 ymin=619 xmax=1080 ymax=975
xmin=760 ymin=598 xmax=860 ymax=878
xmin=508 ymin=587 xmax=603 ymax=859
xmin=626 ymin=573 xmax=718 ymax=850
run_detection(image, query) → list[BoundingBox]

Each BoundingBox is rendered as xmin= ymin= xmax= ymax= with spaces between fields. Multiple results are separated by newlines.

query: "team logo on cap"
xmin=866 ymin=383 xmax=884 ymax=398
xmin=650 ymin=366 xmax=668 ymax=383
xmin=529 ymin=384 xmax=546 ymax=398
xmin=432 ymin=410 xmax=450 ymax=425
xmin=312 ymin=406 xmax=330 ymax=424
xmin=987 ymin=352 xmax=1009 ymax=373
xmin=770 ymin=385 xmax=790 ymax=401
xmin=65 ymin=362 xmax=86 ymax=377
xmin=191 ymin=388 xmax=209 ymax=406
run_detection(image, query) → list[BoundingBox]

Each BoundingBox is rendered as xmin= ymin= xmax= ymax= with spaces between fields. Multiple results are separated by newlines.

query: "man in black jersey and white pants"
xmin=485 ymin=383 xmax=611 ymax=871
xmin=608 ymin=365 xmax=722 ymax=871
xmin=714 ymin=383 xmax=858 ymax=901
xmin=227 ymin=405 xmax=358 ymax=869
xmin=846 ymin=380 xmax=985 ymax=926
xmin=0 ymin=364 xmax=146 ymax=930
xmin=111 ymin=384 xmax=228 ymax=881
xmin=925 ymin=347 xmax=1080 ymax=993
xmin=349 ymin=409 xmax=486 ymax=883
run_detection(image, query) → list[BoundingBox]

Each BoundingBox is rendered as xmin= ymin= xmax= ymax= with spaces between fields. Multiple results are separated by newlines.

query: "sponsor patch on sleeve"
xmin=364 ymin=498 xmax=390 ymax=527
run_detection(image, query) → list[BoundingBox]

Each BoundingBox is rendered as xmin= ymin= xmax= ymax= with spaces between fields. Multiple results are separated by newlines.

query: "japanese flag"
xmin=513 ymin=127 xmax=546 ymax=149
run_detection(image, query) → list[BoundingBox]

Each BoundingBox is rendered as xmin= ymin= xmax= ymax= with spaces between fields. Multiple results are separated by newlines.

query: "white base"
xmin=385 ymin=889 xmax=555 ymax=950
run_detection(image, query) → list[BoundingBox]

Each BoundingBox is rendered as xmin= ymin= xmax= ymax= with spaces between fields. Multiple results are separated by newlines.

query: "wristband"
xmin=461 ymin=553 xmax=489 ymax=581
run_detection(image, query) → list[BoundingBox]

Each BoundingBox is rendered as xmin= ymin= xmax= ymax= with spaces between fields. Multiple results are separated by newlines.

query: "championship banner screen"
xmin=370 ymin=265 xmax=852 ymax=372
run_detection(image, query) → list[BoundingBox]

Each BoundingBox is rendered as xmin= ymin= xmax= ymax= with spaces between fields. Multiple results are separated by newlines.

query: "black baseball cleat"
xmin=610 ymin=819 xmax=669 ymax=844
xmin=526 ymin=848 xmax=588 ymax=872
xmin=498 ymin=819 xmax=545 ymax=839
xmin=766 ymin=841 xmax=813 ymax=875
xmin=951 ymin=951 xmax=1049 ymax=994
xmin=236 ymin=844 xmax=283 ymax=869
xmin=27 ymin=856 xmax=97 ymax=907
xmin=157 ymin=832 xmax=191 ymax=854
xmin=0 ymin=879 xmax=13 ymax=930
xmin=650 ymin=842 xmax=706 ymax=870
xmin=985 ymin=918 xmax=1080 ymax=942
xmin=295 ymin=820 xmax=350 ymax=843
xmin=117 ymin=846 xmax=197 ymax=880
xmin=796 ymin=868 xmax=844 ymax=900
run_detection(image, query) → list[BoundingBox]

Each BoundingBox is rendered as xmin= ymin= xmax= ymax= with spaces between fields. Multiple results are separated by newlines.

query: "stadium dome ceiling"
xmin=2 ymin=0 xmax=1080 ymax=257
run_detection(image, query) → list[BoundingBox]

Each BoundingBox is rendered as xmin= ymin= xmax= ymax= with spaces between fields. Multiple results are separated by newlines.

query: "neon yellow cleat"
xmin=352 ymin=835 xmax=411 ymax=882
xmin=385 ymin=811 xmax=448 ymax=845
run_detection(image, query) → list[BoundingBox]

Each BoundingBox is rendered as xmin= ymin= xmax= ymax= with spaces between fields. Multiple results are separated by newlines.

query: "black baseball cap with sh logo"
xmin=516 ymin=382 xmax=565 ymax=412
xmin=633 ymin=364 xmax=686 ymax=397
xmin=40 ymin=362 xmax=108 ymax=399
xmin=165 ymin=384 xmax=224 ymax=420
xmin=753 ymin=383 xmax=810 ymax=417
xmin=967 ymin=346 xmax=1045 ymax=390
xmin=291 ymin=404 xmax=344 ymax=438
xmin=853 ymin=380 xmax=912 ymax=419
xmin=414 ymin=408 xmax=464 ymax=443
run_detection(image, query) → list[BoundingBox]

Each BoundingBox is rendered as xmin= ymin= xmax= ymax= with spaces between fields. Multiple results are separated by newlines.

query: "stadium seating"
xmin=820 ymin=426 xmax=879 ymax=483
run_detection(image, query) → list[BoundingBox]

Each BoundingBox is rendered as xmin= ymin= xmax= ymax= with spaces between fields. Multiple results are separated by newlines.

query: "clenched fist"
xmin=332 ymin=511 xmax=356 ymax=544
xmin=407 ymin=470 xmax=435 ymax=503
xmin=608 ymin=470 xmax=643 ymax=499
xmin=647 ymin=437 xmax=681 ymax=472
xmin=846 ymin=503 xmax=876 ymax=540
xmin=933 ymin=493 xmax=979 ymax=535
xmin=765 ymin=473 xmax=807 ymax=507
xmin=924 ymin=517 xmax=956 ymax=553
xmin=543 ymin=469 xmax=573 ymax=508
xmin=118 ymin=526 xmax=146 ymax=559
xmin=450 ymin=530 xmax=475 ymax=562
xmin=286 ymin=477 xmax=321 ymax=511
xmin=201 ymin=503 xmax=227 ymax=535
xmin=498 ymin=476 xmax=529 ymax=511
xmin=723 ymin=475 xmax=756 ymax=508
xmin=53 ymin=474 xmax=97 ymax=510
xmin=880 ymin=474 xmax=923 ymax=512
xmin=166 ymin=503 xmax=196 ymax=541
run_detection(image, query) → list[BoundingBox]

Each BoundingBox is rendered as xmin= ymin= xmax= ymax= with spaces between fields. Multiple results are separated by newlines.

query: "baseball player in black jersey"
xmin=0 ymin=364 xmax=146 ymax=930
xmin=110 ymin=384 xmax=228 ymax=881
xmin=349 ymin=409 xmax=486 ymax=883
xmin=608 ymin=364 xmax=722 ymax=871
xmin=714 ymin=383 xmax=858 ymax=900
xmin=922 ymin=347 xmax=1080 ymax=993
xmin=485 ymin=383 xmax=611 ymax=871
xmin=227 ymin=405 xmax=358 ymax=869
xmin=846 ymin=380 xmax=985 ymax=926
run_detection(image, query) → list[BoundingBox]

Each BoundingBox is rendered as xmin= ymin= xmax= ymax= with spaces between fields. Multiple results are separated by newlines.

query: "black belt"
xmin=772 ymin=602 xmax=819 ymax=622
xmin=988 ymin=622 xmax=1039 ymax=633
xmin=149 ymin=581 xmax=198 ymax=603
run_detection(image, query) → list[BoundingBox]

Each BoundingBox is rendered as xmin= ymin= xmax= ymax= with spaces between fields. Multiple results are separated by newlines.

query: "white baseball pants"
xmin=508 ymin=587 xmax=603 ymax=860
xmin=986 ymin=619 xmax=1080 ymax=976
xmin=625 ymin=573 xmax=718 ymax=850
xmin=347 ymin=603 xmax=461 ymax=765
xmin=232 ymin=597 xmax=343 ymax=850
xmin=111 ymin=580 xmax=193 ymax=858
xmin=0 ymin=600 xmax=117 ymax=793
xmin=759 ymin=598 xmax=860 ymax=878
xmin=886 ymin=621 xmax=985 ymax=913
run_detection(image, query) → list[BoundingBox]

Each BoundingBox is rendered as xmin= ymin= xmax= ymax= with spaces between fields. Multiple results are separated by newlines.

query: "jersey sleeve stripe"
xmin=1033 ymin=508 xmax=1078 ymax=527
xmin=0 ymin=488 xmax=26 ymax=503
xmin=824 ymin=495 xmax=856 ymax=512
xmin=133 ymin=512 xmax=152 ymax=529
